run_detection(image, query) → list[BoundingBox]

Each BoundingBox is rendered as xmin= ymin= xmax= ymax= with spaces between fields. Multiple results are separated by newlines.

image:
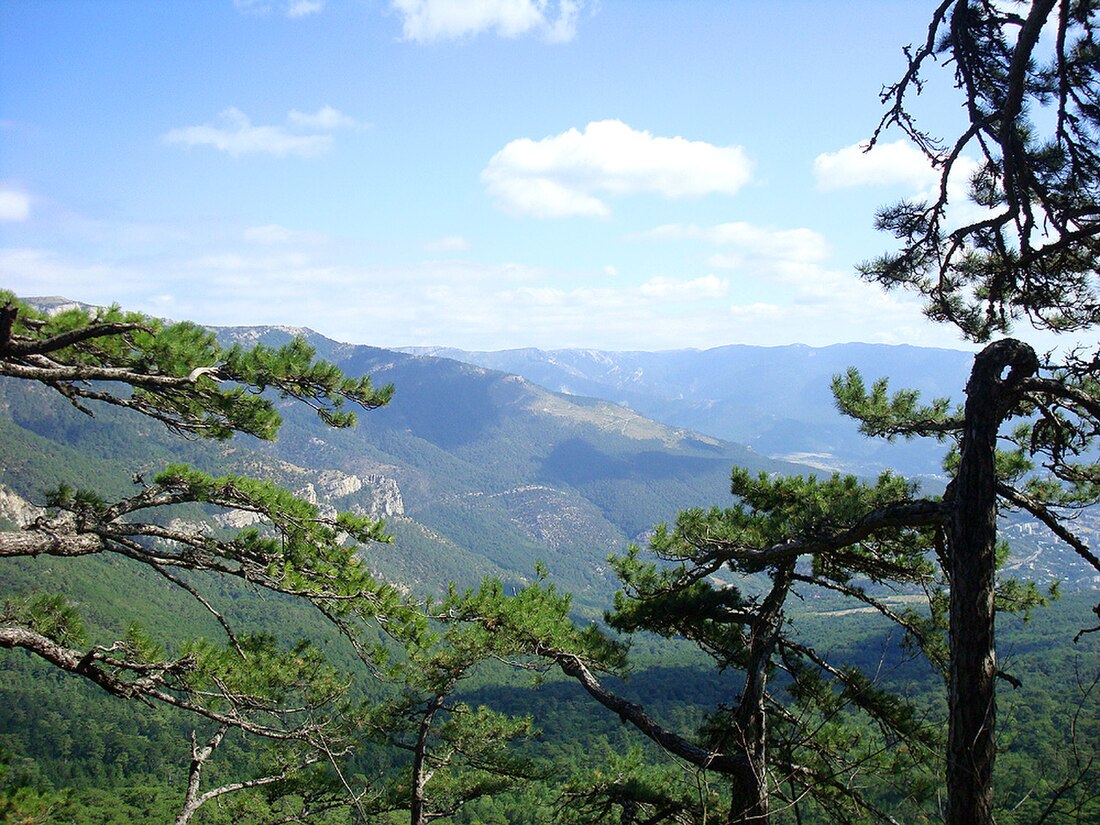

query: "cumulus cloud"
xmin=163 ymin=106 xmax=359 ymax=158
xmin=287 ymin=105 xmax=358 ymax=130
xmin=392 ymin=0 xmax=584 ymax=43
xmin=235 ymin=0 xmax=325 ymax=18
xmin=639 ymin=274 xmax=728 ymax=300
xmin=813 ymin=139 xmax=938 ymax=192
xmin=487 ymin=175 xmax=609 ymax=219
xmin=0 ymin=187 xmax=30 ymax=222
xmin=483 ymin=120 xmax=753 ymax=218
xmin=815 ymin=138 xmax=986 ymax=230
xmin=647 ymin=222 xmax=829 ymax=268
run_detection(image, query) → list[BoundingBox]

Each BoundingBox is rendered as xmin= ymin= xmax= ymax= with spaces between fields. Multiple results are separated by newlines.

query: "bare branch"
xmin=996 ymin=481 xmax=1100 ymax=573
xmin=543 ymin=646 xmax=747 ymax=776
xmin=175 ymin=725 xmax=330 ymax=825
xmin=2 ymin=320 xmax=149 ymax=358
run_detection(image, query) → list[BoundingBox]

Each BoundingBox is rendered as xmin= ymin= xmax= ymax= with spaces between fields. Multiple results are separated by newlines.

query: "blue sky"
xmin=0 ymin=0 xmax=1023 ymax=352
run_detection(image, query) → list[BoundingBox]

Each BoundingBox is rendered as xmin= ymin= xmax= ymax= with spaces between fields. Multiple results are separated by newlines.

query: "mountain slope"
xmin=402 ymin=343 xmax=977 ymax=477
xmin=5 ymin=312 xmax=1092 ymax=597
xmin=0 ymin=324 xmax=807 ymax=606
xmin=219 ymin=328 xmax=808 ymax=601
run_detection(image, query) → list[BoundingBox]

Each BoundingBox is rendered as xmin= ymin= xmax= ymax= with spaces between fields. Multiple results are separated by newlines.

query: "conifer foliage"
xmin=864 ymin=0 xmax=1100 ymax=341
xmin=853 ymin=2 xmax=1100 ymax=822
xmin=0 ymin=294 xmax=407 ymax=821
xmin=490 ymin=3 xmax=1100 ymax=822
xmin=471 ymin=471 xmax=948 ymax=823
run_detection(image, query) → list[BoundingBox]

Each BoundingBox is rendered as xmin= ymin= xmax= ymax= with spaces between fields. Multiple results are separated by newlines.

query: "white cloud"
xmin=816 ymin=138 xmax=989 ymax=233
xmin=0 ymin=247 xmax=136 ymax=298
xmin=163 ymin=106 xmax=359 ymax=158
xmin=649 ymin=222 xmax=829 ymax=268
xmin=287 ymin=105 xmax=358 ymax=130
xmin=287 ymin=0 xmax=324 ymax=17
xmin=727 ymin=302 xmax=784 ymax=321
xmin=813 ymin=139 xmax=939 ymax=192
xmin=392 ymin=0 xmax=585 ymax=43
xmin=483 ymin=120 xmax=753 ymax=218
xmin=0 ymin=187 xmax=30 ymax=222
xmin=722 ymin=290 xmax=921 ymax=346
xmin=636 ymin=218 xmax=936 ymax=344
xmin=235 ymin=0 xmax=325 ymax=18
xmin=543 ymin=0 xmax=581 ymax=42
xmin=0 ymin=240 xmax=981 ymax=352
xmin=164 ymin=108 xmax=330 ymax=157
xmin=708 ymin=224 xmax=827 ymax=263
xmin=424 ymin=235 xmax=471 ymax=253
xmin=486 ymin=175 xmax=610 ymax=219
xmin=639 ymin=274 xmax=728 ymax=300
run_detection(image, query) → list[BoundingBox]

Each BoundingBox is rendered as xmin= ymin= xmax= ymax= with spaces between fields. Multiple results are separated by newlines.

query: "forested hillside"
xmin=0 ymin=303 xmax=1097 ymax=824
xmin=5 ymin=1 xmax=1100 ymax=823
xmin=401 ymin=343 xmax=975 ymax=477
xmin=1 ymin=319 xmax=813 ymax=606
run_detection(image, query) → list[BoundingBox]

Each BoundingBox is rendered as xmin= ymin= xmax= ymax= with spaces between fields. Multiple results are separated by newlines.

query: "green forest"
xmin=2 ymin=553 xmax=1097 ymax=823
xmin=4 ymin=1 xmax=1100 ymax=824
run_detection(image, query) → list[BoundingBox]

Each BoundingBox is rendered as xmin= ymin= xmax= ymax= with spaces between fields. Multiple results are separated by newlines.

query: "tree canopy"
xmin=864 ymin=0 xmax=1100 ymax=341
xmin=0 ymin=294 xmax=413 ymax=821
xmin=4 ymin=3 xmax=1100 ymax=823
xmin=492 ymin=3 xmax=1100 ymax=823
xmin=855 ymin=2 xmax=1100 ymax=821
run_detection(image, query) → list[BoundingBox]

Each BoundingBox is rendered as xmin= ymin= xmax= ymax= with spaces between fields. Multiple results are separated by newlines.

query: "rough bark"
xmin=727 ymin=561 xmax=794 ymax=824
xmin=946 ymin=338 xmax=1036 ymax=825
xmin=0 ymin=530 xmax=103 ymax=558
xmin=410 ymin=695 xmax=443 ymax=825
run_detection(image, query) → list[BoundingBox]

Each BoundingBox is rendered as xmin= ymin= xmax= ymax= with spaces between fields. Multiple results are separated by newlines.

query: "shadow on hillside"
xmin=368 ymin=362 xmax=507 ymax=449
xmin=539 ymin=438 xmax=734 ymax=486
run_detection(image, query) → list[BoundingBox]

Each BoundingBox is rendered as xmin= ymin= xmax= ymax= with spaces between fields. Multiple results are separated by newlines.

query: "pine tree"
xmin=474 ymin=5 xmax=1100 ymax=821
xmin=848 ymin=2 xmax=1100 ymax=821
xmin=0 ymin=294 xmax=416 ymax=820
xmin=464 ymin=475 xmax=947 ymax=823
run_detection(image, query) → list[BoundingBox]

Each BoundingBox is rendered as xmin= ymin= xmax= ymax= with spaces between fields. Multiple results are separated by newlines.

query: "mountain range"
xmin=2 ymin=304 xmax=1095 ymax=594
xmin=401 ymin=342 xmax=978 ymax=478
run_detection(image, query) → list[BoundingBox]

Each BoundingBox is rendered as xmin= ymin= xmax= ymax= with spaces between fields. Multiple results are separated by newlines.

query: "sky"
xmin=0 ymin=0 xmax=1050 ymax=353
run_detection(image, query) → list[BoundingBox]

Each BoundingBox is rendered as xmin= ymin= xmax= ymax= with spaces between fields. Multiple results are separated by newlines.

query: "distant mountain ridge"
xmin=214 ymin=328 xmax=1100 ymax=589
xmin=400 ymin=343 xmax=977 ymax=477
xmin=7 ymin=300 xmax=1094 ymax=589
xmin=2 ymin=310 xmax=812 ymax=604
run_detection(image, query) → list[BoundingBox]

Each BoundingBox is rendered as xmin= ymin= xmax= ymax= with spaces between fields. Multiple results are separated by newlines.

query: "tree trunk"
xmin=175 ymin=727 xmax=227 ymax=825
xmin=946 ymin=339 xmax=1036 ymax=825
xmin=727 ymin=560 xmax=794 ymax=824
xmin=410 ymin=695 xmax=443 ymax=825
